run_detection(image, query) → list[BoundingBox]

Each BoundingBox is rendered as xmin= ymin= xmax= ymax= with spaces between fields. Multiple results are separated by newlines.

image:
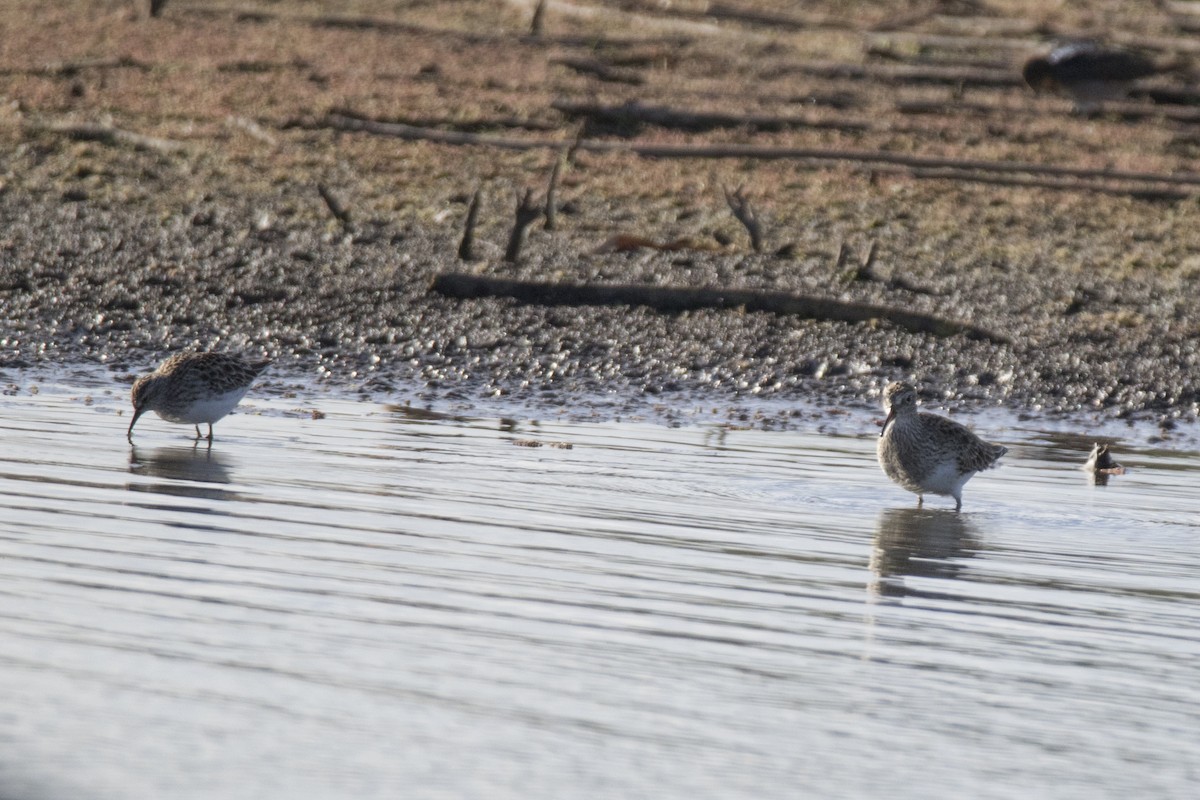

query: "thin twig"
xmin=530 ymin=0 xmax=548 ymax=36
xmin=861 ymin=240 xmax=878 ymax=273
xmin=835 ymin=241 xmax=851 ymax=271
xmin=565 ymin=121 xmax=586 ymax=165
xmin=723 ymin=185 xmax=764 ymax=253
xmin=458 ymin=187 xmax=483 ymax=261
xmin=847 ymin=240 xmax=937 ymax=294
xmin=225 ymin=115 xmax=277 ymax=146
xmin=847 ymin=239 xmax=878 ymax=281
xmin=504 ymin=188 xmax=544 ymax=263
xmin=317 ymin=183 xmax=353 ymax=232
xmin=24 ymin=119 xmax=185 ymax=153
xmin=551 ymin=56 xmax=645 ymax=85
xmin=544 ymin=153 xmax=566 ymax=232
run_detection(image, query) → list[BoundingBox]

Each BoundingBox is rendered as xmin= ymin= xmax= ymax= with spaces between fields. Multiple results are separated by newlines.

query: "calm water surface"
xmin=1 ymin=378 xmax=1197 ymax=800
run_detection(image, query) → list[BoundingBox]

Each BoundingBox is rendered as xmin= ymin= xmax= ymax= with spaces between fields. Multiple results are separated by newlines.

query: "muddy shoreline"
xmin=0 ymin=185 xmax=1194 ymax=434
xmin=2 ymin=2 xmax=1199 ymax=433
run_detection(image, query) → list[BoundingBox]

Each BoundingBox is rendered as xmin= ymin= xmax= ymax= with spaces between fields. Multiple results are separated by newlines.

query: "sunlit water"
xmin=1 ymin=377 xmax=1197 ymax=800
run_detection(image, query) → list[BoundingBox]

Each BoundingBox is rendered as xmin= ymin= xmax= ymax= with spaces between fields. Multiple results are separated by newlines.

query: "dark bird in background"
xmin=1022 ymin=42 xmax=1163 ymax=113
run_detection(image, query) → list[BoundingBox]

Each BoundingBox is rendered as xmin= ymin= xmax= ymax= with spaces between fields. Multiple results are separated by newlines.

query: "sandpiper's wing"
xmin=919 ymin=412 xmax=1007 ymax=472
xmin=167 ymin=352 xmax=270 ymax=393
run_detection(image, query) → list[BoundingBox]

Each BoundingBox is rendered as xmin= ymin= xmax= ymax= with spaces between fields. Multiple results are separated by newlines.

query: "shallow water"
xmin=1 ymin=378 xmax=1198 ymax=800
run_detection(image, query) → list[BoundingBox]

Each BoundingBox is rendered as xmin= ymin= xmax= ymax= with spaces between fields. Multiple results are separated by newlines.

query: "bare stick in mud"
xmin=835 ymin=241 xmax=851 ymax=271
xmin=544 ymin=153 xmax=566 ymax=232
xmin=431 ymin=272 xmax=1009 ymax=344
xmin=504 ymin=188 xmax=544 ymax=263
xmin=847 ymin=239 xmax=879 ymax=282
xmin=723 ymin=185 xmax=764 ymax=253
xmin=846 ymin=241 xmax=937 ymax=295
xmin=530 ymin=0 xmax=548 ymax=37
xmin=317 ymin=183 xmax=353 ymax=232
xmin=458 ymin=187 xmax=483 ymax=261
xmin=25 ymin=119 xmax=184 ymax=153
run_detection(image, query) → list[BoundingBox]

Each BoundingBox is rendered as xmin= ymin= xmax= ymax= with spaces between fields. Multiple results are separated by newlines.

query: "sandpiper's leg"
xmin=917 ymin=495 xmax=924 ymax=508
xmin=954 ymin=496 xmax=962 ymax=512
xmin=206 ymin=423 xmax=214 ymax=441
xmin=193 ymin=425 xmax=202 ymax=440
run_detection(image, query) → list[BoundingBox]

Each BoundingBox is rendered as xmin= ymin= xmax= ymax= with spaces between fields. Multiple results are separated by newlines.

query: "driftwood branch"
xmin=186 ymin=4 xmax=695 ymax=49
xmin=723 ymin=185 xmax=764 ymax=253
xmin=322 ymin=112 xmax=1200 ymax=198
xmin=317 ymin=183 xmax=353 ymax=232
xmin=0 ymin=56 xmax=149 ymax=77
xmin=504 ymin=188 xmax=544 ymax=263
xmin=551 ymin=99 xmax=869 ymax=134
xmin=551 ymin=57 xmax=645 ymax=85
xmin=431 ymin=272 xmax=1008 ymax=344
xmin=775 ymin=61 xmax=1018 ymax=89
xmin=689 ymin=3 xmax=850 ymax=31
xmin=24 ymin=119 xmax=185 ymax=153
xmin=458 ymin=187 xmax=483 ymax=261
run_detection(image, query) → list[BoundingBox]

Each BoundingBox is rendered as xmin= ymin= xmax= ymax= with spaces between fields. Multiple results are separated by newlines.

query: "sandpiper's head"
xmin=1021 ymin=56 xmax=1056 ymax=92
xmin=127 ymin=373 xmax=164 ymax=443
xmin=881 ymin=381 xmax=918 ymax=434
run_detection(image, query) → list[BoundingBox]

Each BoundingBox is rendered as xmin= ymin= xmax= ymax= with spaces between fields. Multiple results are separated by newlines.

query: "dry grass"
xmin=2 ymin=0 xmax=1200 ymax=282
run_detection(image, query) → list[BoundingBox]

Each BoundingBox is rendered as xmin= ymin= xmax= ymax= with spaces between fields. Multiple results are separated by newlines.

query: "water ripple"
xmin=0 ymin=384 xmax=1197 ymax=800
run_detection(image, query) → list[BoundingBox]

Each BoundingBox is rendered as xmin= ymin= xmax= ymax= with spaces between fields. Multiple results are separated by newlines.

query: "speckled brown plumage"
xmin=128 ymin=352 xmax=270 ymax=443
xmin=876 ymin=381 xmax=1007 ymax=511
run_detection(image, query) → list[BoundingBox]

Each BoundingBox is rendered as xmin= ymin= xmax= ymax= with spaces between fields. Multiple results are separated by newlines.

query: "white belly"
xmin=921 ymin=460 xmax=974 ymax=498
xmin=156 ymin=388 xmax=249 ymax=425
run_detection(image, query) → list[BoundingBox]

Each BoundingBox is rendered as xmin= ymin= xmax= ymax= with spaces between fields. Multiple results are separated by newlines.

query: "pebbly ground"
xmin=0 ymin=183 xmax=1196 ymax=435
xmin=2 ymin=1 xmax=1200 ymax=435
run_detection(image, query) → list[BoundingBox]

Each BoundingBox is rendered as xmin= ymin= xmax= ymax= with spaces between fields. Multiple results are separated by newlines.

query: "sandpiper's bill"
xmin=876 ymin=381 xmax=1007 ymax=511
xmin=127 ymin=352 xmax=270 ymax=443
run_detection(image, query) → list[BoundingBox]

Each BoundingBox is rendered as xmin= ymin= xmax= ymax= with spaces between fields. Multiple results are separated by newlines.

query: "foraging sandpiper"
xmin=127 ymin=352 xmax=271 ymax=443
xmin=876 ymin=381 xmax=1007 ymax=511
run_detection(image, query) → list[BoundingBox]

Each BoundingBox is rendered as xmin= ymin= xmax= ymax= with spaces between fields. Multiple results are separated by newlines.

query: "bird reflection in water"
xmin=127 ymin=445 xmax=240 ymax=501
xmin=868 ymin=508 xmax=981 ymax=601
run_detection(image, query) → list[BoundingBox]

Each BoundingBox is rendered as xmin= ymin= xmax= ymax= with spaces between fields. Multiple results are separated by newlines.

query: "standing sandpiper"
xmin=127 ymin=352 xmax=271 ymax=443
xmin=876 ymin=381 xmax=1007 ymax=511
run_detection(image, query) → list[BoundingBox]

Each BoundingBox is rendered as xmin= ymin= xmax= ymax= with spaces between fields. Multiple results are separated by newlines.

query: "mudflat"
xmin=2 ymin=1 xmax=1199 ymax=427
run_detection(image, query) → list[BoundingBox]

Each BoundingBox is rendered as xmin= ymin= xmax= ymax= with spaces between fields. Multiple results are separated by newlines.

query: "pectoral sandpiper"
xmin=127 ymin=352 xmax=271 ymax=443
xmin=876 ymin=381 xmax=1007 ymax=511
